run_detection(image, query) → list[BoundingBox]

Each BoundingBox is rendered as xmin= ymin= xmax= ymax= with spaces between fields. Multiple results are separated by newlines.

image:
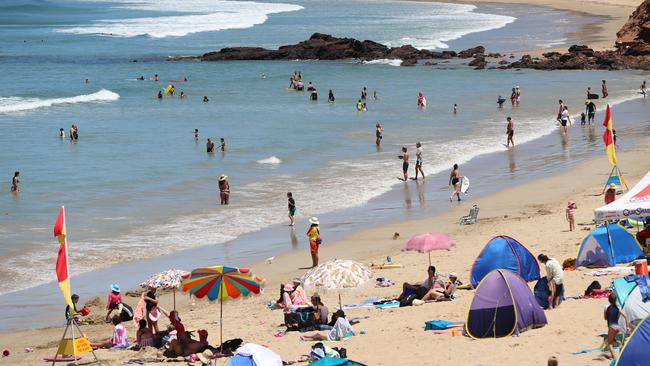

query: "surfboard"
xmin=460 ymin=176 xmax=470 ymax=194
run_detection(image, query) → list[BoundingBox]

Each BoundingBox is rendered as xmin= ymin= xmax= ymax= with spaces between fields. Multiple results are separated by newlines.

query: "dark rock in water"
xmin=458 ymin=46 xmax=485 ymax=58
xmin=400 ymin=58 xmax=417 ymax=66
xmin=498 ymin=60 xmax=509 ymax=65
xmin=542 ymin=52 xmax=562 ymax=58
xmin=486 ymin=52 xmax=503 ymax=58
xmin=568 ymin=45 xmax=595 ymax=56
xmin=468 ymin=55 xmax=487 ymax=69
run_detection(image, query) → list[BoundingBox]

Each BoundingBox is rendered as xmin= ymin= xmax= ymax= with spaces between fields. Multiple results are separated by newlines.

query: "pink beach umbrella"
xmin=403 ymin=233 xmax=455 ymax=266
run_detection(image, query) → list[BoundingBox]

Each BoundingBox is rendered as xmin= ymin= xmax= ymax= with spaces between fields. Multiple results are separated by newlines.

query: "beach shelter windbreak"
xmin=612 ymin=277 xmax=650 ymax=324
xmin=575 ymin=224 xmax=642 ymax=268
xmin=595 ymin=170 xmax=650 ymax=221
xmin=615 ymin=315 xmax=650 ymax=366
xmin=469 ymin=236 xmax=540 ymax=288
xmin=466 ymin=269 xmax=547 ymax=339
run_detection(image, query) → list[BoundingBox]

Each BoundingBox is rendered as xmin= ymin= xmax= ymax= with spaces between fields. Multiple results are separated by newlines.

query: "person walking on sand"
xmin=414 ymin=142 xmax=424 ymax=180
xmin=398 ymin=146 xmax=409 ymax=181
xmin=566 ymin=200 xmax=577 ymax=231
xmin=218 ymin=175 xmax=230 ymax=205
xmin=604 ymin=291 xmax=630 ymax=360
xmin=206 ymin=138 xmax=214 ymax=153
xmin=602 ymin=79 xmax=608 ymax=98
xmin=11 ymin=171 xmax=20 ymax=192
xmin=449 ymin=164 xmax=462 ymax=202
xmin=375 ymin=122 xmax=383 ymax=146
xmin=506 ymin=117 xmax=514 ymax=147
xmin=307 ymin=217 xmax=321 ymax=268
xmin=287 ymin=192 xmax=296 ymax=226
xmin=537 ymin=254 xmax=564 ymax=309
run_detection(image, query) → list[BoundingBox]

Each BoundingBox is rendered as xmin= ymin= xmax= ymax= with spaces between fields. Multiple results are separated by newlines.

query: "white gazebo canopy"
xmin=594 ymin=171 xmax=650 ymax=221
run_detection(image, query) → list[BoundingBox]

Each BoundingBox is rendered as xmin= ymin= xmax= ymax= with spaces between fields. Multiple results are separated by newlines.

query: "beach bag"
xmin=119 ymin=303 xmax=134 ymax=321
xmin=284 ymin=311 xmax=317 ymax=331
xmin=585 ymin=281 xmax=602 ymax=296
xmin=399 ymin=294 xmax=417 ymax=307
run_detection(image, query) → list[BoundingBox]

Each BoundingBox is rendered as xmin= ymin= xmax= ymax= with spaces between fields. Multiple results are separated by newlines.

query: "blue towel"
xmin=424 ymin=319 xmax=463 ymax=331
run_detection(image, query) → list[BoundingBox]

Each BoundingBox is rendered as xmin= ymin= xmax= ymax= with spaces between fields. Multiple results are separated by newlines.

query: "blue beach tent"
xmin=469 ymin=235 xmax=540 ymax=287
xmin=615 ymin=315 xmax=650 ymax=366
xmin=575 ymin=224 xmax=643 ymax=268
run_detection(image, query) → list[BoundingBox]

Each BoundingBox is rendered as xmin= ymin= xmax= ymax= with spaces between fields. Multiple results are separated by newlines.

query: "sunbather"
xmin=397 ymin=266 xmax=443 ymax=301
xmin=301 ymin=311 xmax=354 ymax=341
xmin=421 ymin=272 xmax=458 ymax=301
xmin=91 ymin=315 xmax=129 ymax=349
xmin=136 ymin=319 xmax=154 ymax=347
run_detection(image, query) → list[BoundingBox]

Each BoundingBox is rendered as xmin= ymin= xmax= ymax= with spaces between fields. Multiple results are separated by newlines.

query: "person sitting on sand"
xmin=310 ymin=294 xmax=329 ymax=326
xmin=604 ymin=291 xmax=629 ymax=360
xmin=605 ymin=183 xmax=617 ymax=205
xmin=397 ymin=266 xmax=442 ymax=301
xmin=162 ymin=310 xmax=189 ymax=357
xmin=91 ymin=315 xmax=129 ymax=349
xmin=136 ymin=319 xmax=155 ymax=347
xmin=65 ymin=294 xmax=82 ymax=323
xmin=421 ymin=272 xmax=458 ymax=301
xmin=301 ymin=310 xmax=354 ymax=341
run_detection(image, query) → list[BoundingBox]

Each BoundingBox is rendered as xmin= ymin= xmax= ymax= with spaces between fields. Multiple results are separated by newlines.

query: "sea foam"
xmin=57 ymin=0 xmax=303 ymax=38
xmin=0 ymin=89 xmax=120 ymax=113
xmin=257 ymin=156 xmax=282 ymax=164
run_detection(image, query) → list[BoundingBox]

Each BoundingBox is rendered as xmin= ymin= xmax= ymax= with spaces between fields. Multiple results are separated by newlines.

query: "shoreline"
xmin=2 ymin=132 xmax=649 ymax=364
xmin=430 ymin=0 xmax=639 ymax=54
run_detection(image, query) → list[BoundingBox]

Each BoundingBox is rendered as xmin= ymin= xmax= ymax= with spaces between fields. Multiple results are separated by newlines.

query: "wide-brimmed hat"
xmin=197 ymin=349 xmax=214 ymax=364
xmin=219 ymin=174 xmax=228 ymax=181
xmin=309 ymin=217 xmax=320 ymax=225
xmin=283 ymin=284 xmax=294 ymax=292
xmin=110 ymin=284 xmax=120 ymax=293
xmin=449 ymin=272 xmax=458 ymax=278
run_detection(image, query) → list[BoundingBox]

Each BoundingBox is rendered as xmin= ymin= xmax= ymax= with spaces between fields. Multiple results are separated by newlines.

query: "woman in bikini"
xmin=449 ymin=164 xmax=462 ymax=202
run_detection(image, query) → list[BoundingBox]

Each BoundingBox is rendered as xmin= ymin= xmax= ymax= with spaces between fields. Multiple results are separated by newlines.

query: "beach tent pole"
xmin=220 ymin=295 xmax=223 ymax=352
xmin=605 ymin=222 xmax=616 ymax=265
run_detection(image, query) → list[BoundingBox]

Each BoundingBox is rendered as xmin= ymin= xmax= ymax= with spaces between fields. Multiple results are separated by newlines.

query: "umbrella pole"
xmin=428 ymin=252 xmax=431 ymax=267
xmin=220 ymin=296 xmax=223 ymax=352
xmin=339 ymin=293 xmax=342 ymax=311
xmin=173 ymin=289 xmax=176 ymax=311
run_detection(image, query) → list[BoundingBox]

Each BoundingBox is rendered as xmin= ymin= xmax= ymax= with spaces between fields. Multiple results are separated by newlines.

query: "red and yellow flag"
xmin=54 ymin=207 xmax=74 ymax=309
xmin=602 ymin=104 xmax=617 ymax=166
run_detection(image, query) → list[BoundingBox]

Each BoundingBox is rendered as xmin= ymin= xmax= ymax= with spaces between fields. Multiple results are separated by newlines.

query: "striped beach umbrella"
xmin=181 ymin=266 xmax=264 ymax=347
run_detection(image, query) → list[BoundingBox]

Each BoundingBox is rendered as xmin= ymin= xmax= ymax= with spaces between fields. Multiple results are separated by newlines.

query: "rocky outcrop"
xmin=617 ymin=0 xmax=650 ymax=51
xmin=197 ymin=33 xmax=488 ymax=66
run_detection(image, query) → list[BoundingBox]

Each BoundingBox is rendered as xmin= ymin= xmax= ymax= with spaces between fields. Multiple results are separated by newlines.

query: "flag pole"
xmin=62 ymin=206 xmax=77 ymax=361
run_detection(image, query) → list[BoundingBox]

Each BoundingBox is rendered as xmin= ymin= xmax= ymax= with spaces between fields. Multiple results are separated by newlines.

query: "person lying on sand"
xmin=420 ymin=272 xmax=458 ymax=301
xmin=91 ymin=315 xmax=129 ymax=349
xmin=301 ymin=310 xmax=354 ymax=341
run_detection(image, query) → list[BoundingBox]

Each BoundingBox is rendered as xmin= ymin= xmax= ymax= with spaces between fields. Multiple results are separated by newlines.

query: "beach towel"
xmin=424 ymin=320 xmax=464 ymax=331
xmin=342 ymin=298 xmax=384 ymax=310
xmin=133 ymin=296 xmax=146 ymax=327
xmin=375 ymin=300 xmax=399 ymax=309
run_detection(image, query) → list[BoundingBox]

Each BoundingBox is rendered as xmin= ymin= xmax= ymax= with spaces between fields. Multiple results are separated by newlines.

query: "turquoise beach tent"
xmin=575 ymin=224 xmax=642 ymax=268
xmin=310 ymin=357 xmax=366 ymax=366
xmin=615 ymin=315 xmax=650 ymax=366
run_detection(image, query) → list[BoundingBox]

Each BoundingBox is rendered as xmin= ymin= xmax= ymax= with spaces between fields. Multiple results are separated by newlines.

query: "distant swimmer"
xmin=515 ymin=85 xmax=521 ymax=105
xmin=356 ymin=99 xmax=363 ymax=111
xmin=449 ymin=164 xmax=462 ymax=202
xmin=453 ymin=104 xmax=458 ymax=114
xmin=585 ymin=100 xmax=596 ymax=124
xmin=506 ymin=116 xmax=514 ymax=147
xmin=154 ymin=74 xmax=160 ymax=81
xmin=219 ymin=138 xmax=226 ymax=152
xmin=398 ymin=146 xmax=409 ymax=181
xmin=641 ymin=80 xmax=647 ymax=97
xmin=85 ymin=79 xmax=89 ymax=83
xmin=510 ymin=88 xmax=517 ymax=106
xmin=557 ymin=99 xmax=565 ymax=123
xmin=180 ymin=91 xmax=186 ymax=98
xmin=328 ymin=90 xmax=335 ymax=103
xmin=169 ymin=85 xmax=175 ymax=96
xmin=307 ymin=81 xmax=315 ymax=92
xmin=296 ymin=80 xmax=304 ymax=91
xmin=137 ymin=76 xmax=145 ymax=81
xmin=69 ymin=124 xmax=78 ymax=141
xmin=602 ymin=80 xmax=608 ymax=98
xmin=194 ymin=129 xmax=199 ymax=141
xmin=362 ymin=102 xmax=368 ymax=112
xmin=59 ymin=128 xmax=65 ymax=138
xmin=310 ymin=88 xmax=318 ymax=101
xmin=373 ymin=90 xmax=378 ymax=100
xmin=497 ymin=96 xmax=506 ymax=108
xmin=414 ymin=142 xmax=424 ymax=180
xmin=203 ymin=96 xmax=209 ymax=102
xmin=375 ymin=122 xmax=383 ymax=146
xmin=206 ymin=138 xmax=214 ymax=153
xmin=261 ymin=73 xmax=266 ymax=79
xmin=11 ymin=171 xmax=20 ymax=192
xmin=218 ymin=174 xmax=230 ymax=205
xmin=157 ymin=91 xmax=163 ymax=99
xmin=361 ymin=86 xmax=367 ymax=100
xmin=417 ymin=92 xmax=426 ymax=109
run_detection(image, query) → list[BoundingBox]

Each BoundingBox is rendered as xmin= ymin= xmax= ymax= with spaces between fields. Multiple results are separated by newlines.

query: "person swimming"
xmin=180 ymin=91 xmax=185 ymax=98
xmin=497 ymin=96 xmax=506 ymax=108
xmin=137 ymin=76 xmax=145 ymax=81
xmin=203 ymin=96 xmax=209 ymax=102
xmin=157 ymin=91 xmax=163 ymax=99
xmin=310 ymin=88 xmax=318 ymax=101
xmin=328 ymin=90 xmax=335 ymax=103
xmin=356 ymin=100 xmax=363 ymax=111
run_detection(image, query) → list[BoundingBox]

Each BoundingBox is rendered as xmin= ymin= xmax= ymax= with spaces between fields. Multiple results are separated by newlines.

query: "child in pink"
xmin=105 ymin=283 xmax=122 ymax=322
xmin=566 ymin=201 xmax=577 ymax=232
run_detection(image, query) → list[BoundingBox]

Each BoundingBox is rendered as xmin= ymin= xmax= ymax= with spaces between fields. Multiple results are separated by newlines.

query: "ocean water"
xmin=0 ymin=0 xmax=648 ymax=320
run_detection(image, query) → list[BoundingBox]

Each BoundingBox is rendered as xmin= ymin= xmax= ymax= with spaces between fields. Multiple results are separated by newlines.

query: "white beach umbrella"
xmin=301 ymin=259 xmax=372 ymax=309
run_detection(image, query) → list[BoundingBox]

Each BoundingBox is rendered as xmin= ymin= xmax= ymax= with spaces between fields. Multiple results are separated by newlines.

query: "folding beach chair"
xmin=460 ymin=205 xmax=479 ymax=225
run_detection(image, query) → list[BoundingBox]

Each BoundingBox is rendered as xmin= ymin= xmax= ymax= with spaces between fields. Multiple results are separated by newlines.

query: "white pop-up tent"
xmin=595 ymin=171 xmax=650 ymax=221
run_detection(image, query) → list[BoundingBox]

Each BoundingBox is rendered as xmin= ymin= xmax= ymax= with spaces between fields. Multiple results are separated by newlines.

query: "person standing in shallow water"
xmin=194 ymin=129 xmax=199 ymax=141
xmin=398 ymin=146 xmax=409 ymax=181
xmin=218 ymin=175 xmax=230 ymax=205
xmin=375 ymin=122 xmax=383 ymax=146
xmin=206 ymin=138 xmax=214 ymax=153
xmin=449 ymin=164 xmax=462 ymax=202
xmin=307 ymin=217 xmax=321 ymax=268
xmin=506 ymin=117 xmax=514 ymax=148
xmin=287 ymin=192 xmax=296 ymax=226
xmin=414 ymin=142 xmax=424 ymax=180
xmin=219 ymin=138 xmax=226 ymax=152
xmin=602 ymin=79 xmax=608 ymax=98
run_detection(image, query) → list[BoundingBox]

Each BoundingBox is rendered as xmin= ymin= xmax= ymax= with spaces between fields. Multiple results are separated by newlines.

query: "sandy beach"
xmin=435 ymin=0 xmax=642 ymax=53
xmin=2 ymin=134 xmax=648 ymax=365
